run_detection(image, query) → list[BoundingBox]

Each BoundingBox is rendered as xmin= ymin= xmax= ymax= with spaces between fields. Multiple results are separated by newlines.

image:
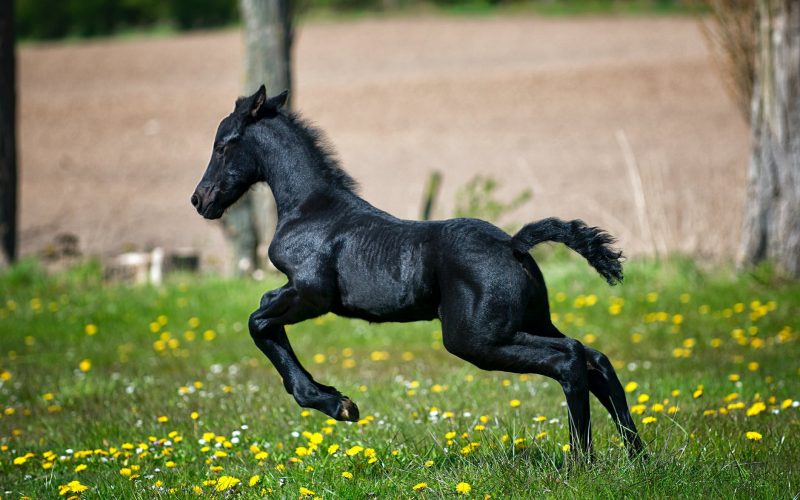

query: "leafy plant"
xmin=453 ymin=175 xmax=531 ymax=225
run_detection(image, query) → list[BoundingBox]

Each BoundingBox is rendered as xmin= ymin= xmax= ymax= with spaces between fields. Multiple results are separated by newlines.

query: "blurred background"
xmin=2 ymin=3 xmax=799 ymax=497
xmin=2 ymin=0 xmax=793 ymax=278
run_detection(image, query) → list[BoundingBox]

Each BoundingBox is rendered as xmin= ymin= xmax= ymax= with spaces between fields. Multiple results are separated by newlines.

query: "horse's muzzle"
xmin=191 ymin=185 xmax=223 ymax=219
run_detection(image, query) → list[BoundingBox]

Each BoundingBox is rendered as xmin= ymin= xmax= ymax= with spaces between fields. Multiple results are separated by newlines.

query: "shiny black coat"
xmin=191 ymin=86 xmax=642 ymax=458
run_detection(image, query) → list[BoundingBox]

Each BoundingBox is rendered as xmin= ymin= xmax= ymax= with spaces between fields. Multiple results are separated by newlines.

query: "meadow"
xmin=1 ymin=254 xmax=798 ymax=498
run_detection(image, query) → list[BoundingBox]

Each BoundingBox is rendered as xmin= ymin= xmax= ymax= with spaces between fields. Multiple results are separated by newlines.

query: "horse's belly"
xmin=335 ymin=271 xmax=438 ymax=322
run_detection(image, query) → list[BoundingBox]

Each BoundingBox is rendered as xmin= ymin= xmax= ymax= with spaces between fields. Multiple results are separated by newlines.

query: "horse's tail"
xmin=511 ymin=217 xmax=624 ymax=285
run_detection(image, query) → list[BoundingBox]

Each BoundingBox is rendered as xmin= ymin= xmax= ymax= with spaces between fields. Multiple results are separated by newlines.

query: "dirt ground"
xmin=17 ymin=14 xmax=750 ymax=270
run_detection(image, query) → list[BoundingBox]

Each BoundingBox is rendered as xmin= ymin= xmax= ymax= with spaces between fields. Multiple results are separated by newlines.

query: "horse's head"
xmin=191 ymin=85 xmax=288 ymax=219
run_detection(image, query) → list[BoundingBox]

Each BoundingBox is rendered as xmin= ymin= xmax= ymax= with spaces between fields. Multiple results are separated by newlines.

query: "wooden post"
xmin=0 ymin=0 xmax=16 ymax=267
xmin=221 ymin=0 xmax=293 ymax=275
xmin=739 ymin=0 xmax=800 ymax=277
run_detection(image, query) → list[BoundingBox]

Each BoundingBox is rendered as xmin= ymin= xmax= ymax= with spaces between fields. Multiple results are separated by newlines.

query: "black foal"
xmin=191 ymin=86 xmax=643 ymax=457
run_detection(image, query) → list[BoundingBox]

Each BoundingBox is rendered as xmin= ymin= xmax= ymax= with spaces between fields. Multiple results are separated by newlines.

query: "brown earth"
xmin=17 ymin=14 xmax=750 ymax=270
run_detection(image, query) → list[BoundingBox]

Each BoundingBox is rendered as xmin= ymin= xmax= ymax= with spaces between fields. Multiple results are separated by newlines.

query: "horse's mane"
xmin=284 ymin=111 xmax=359 ymax=194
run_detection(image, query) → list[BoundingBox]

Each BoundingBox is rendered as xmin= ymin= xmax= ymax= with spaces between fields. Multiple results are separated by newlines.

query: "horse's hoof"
xmin=337 ymin=398 xmax=360 ymax=422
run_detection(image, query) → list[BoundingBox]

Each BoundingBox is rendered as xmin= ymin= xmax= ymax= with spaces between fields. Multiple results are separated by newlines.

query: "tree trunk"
xmin=739 ymin=0 xmax=800 ymax=277
xmin=0 ymin=1 xmax=16 ymax=267
xmin=222 ymin=0 xmax=293 ymax=275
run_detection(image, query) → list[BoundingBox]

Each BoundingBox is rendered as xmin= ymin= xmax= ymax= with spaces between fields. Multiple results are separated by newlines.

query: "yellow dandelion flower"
xmin=642 ymin=416 xmax=657 ymax=425
xmin=299 ymin=486 xmax=316 ymax=497
xmin=562 ymin=443 xmax=571 ymax=452
xmin=413 ymin=483 xmax=428 ymax=491
xmin=74 ymin=464 xmax=87 ymax=472
xmin=249 ymin=475 xmax=260 ymax=487
xmin=157 ymin=415 xmax=169 ymax=423
xmin=424 ymin=460 xmax=434 ymax=467
xmin=78 ymin=359 xmax=91 ymax=373
xmin=84 ymin=324 xmax=98 ymax=336
xmin=624 ymin=381 xmax=638 ymax=393
xmin=456 ymin=482 xmax=472 ymax=495
xmin=346 ymin=445 xmax=363 ymax=457
xmin=746 ymin=402 xmax=767 ymax=417
xmin=342 ymin=471 xmax=353 ymax=479
xmin=327 ymin=444 xmax=339 ymax=455
xmin=745 ymin=431 xmax=762 ymax=441
xmin=637 ymin=394 xmax=650 ymax=403
xmin=728 ymin=374 xmax=740 ymax=382
xmin=509 ymin=399 xmax=521 ymax=408
xmin=58 ymin=480 xmax=88 ymax=496
xmin=215 ymin=476 xmax=240 ymax=492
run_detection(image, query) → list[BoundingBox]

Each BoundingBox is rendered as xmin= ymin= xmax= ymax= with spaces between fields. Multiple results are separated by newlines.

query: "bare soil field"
xmin=18 ymin=14 xmax=749 ymax=269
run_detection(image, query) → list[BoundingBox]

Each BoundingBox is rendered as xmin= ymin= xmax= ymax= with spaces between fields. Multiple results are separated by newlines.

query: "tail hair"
xmin=511 ymin=217 xmax=624 ymax=285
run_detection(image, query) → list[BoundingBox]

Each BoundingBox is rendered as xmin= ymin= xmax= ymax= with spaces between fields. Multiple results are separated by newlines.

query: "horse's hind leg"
xmin=584 ymin=346 xmax=644 ymax=455
xmin=529 ymin=324 xmax=643 ymax=456
xmin=441 ymin=314 xmax=592 ymax=456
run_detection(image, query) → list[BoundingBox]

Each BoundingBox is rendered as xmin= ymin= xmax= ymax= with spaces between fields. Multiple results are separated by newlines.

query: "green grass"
xmin=1 ymin=255 xmax=798 ymax=498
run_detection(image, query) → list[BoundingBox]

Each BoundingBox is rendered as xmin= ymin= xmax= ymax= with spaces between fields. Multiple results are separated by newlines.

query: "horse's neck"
xmin=265 ymin=171 xmax=361 ymax=222
xmin=256 ymin=118 xmax=361 ymax=221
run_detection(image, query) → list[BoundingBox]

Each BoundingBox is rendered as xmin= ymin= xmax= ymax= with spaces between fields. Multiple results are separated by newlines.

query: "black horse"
xmin=191 ymin=86 xmax=643 ymax=457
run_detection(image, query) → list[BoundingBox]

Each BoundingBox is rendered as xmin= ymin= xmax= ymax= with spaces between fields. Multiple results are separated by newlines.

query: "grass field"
xmin=1 ymin=255 xmax=798 ymax=498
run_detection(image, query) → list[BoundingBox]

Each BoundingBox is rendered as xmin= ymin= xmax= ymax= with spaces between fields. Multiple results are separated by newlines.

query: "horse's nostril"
xmin=191 ymin=193 xmax=200 ymax=207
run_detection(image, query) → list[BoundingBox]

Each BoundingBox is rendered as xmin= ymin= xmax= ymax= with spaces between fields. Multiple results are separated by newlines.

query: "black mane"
xmin=284 ymin=111 xmax=359 ymax=193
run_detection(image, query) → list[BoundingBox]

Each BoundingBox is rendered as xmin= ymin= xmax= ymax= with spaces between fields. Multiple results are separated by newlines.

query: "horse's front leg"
xmin=247 ymin=286 xmax=360 ymax=422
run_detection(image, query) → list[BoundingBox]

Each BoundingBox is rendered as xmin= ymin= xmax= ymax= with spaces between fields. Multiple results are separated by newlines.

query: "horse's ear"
xmin=248 ymin=84 xmax=268 ymax=119
xmin=248 ymin=87 xmax=288 ymax=120
xmin=266 ymin=90 xmax=289 ymax=110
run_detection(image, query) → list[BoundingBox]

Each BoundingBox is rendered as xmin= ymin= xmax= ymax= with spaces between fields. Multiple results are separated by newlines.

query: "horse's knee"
xmin=585 ymin=346 xmax=614 ymax=374
xmin=558 ymin=338 xmax=589 ymax=388
xmin=248 ymin=311 xmax=273 ymax=340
